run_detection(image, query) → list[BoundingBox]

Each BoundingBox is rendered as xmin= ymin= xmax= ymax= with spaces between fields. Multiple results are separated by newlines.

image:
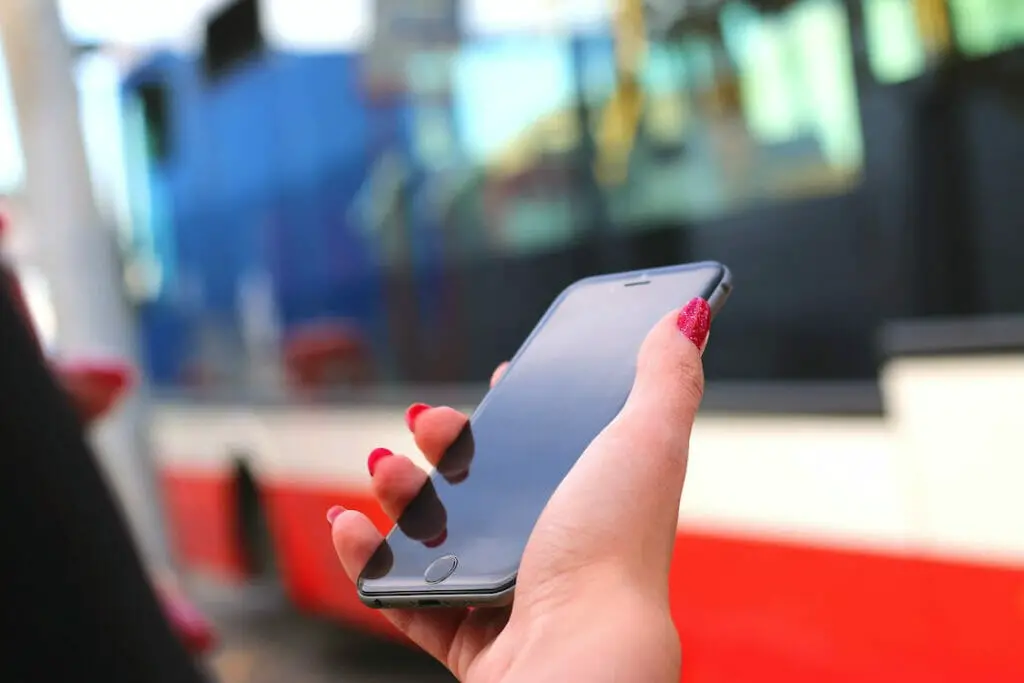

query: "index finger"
xmin=407 ymin=360 xmax=509 ymax=467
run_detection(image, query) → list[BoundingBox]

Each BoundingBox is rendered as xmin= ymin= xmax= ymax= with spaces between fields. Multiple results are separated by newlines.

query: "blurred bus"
xmin=117 ymin=0 xmax=1024 ymax=680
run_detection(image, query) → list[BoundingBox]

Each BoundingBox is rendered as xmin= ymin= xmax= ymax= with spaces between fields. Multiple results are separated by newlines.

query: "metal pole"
xmin=0 ymin=0 xmax=171 ymax=569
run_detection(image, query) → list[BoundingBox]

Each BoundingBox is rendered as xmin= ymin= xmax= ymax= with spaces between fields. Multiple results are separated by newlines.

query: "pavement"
xmin=187 ymin=580 xmax=455 ymax=683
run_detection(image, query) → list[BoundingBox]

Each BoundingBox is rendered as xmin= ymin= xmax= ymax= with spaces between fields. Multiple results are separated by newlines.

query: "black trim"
xmin=701 ymin=381 xmax=882 ymax=416
xmin=202 ymin=0 xmax=265 ymax=82
xmin=881 ymin=315 xmax=1024 ymax=358
xmin=154 ymin=379 xmax=884 ymax=417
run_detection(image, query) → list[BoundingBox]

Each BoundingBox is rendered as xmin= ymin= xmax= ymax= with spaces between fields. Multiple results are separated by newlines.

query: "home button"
xmin=424 ymin=555 xmax=458 ymax=584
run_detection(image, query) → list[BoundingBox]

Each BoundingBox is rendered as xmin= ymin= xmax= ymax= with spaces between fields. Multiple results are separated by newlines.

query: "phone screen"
xmin=359 ymin=263 xmax=727 ymax=598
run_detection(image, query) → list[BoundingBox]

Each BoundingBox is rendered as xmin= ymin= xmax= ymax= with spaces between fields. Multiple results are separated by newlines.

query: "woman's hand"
xmin=329 ymin=298 xmax=712 ymax=683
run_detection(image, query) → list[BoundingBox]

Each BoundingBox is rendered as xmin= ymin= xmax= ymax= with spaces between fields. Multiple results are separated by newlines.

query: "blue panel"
xmin=124 ymin=48 xmax=401 ymax=385
xmin=318 ymin=161 xmax=380 ymax=321
xmin=206 ymin=63 xmax=276 ymax=206
xmin=304 ymin=54 xmax=372 ymax=174
xmin=271 ymin=182 xmax=323 ymax=328
xmin=201 ymin=204 xmax=243 ymax=315
xmin=263 ymin=53 xmax=324 ymax=190
xmin=172 ymin=61 xmax=218 ymax=211
xmin=170 ymin=201 xmax=202 ymax=292
xmin=137 ymin=301 xmax=186 ymax=387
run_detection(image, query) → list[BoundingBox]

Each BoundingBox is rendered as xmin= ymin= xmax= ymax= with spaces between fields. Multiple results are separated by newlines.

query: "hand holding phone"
xmin=329 ymin=262 xmax=730 ymax=682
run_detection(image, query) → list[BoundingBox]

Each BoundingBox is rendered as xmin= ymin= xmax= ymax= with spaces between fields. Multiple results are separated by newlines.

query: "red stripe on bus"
xmin=160 ymin=472 xmax=1024 ymax=681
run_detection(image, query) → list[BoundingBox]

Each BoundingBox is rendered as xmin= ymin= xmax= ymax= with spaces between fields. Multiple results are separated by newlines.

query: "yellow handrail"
xmin=595 ymin=0 xmax=648 ymax=185
xmin=913 ymin=0 xmax=952 ymax=58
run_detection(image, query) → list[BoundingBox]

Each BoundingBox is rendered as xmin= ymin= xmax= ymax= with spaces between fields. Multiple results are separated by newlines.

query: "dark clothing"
xmin=0 ymin=286 xmax=205 ymax=683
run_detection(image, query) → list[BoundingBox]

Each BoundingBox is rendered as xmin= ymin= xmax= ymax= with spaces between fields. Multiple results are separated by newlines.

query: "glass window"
xmin=727 ymin=0 xmax=863 ymax=172
xmin=452 ymin=39 xmax=577 ymax=166
xmin=450 ymin=38 xmax=584 ymax=256
xmin=413 ymin=105 xmax=457 ymax=167
xmin=439 ymin=0 xmax=866 ymax=250
xmin=864 ymin=0 xmax=928 ymax=82
xmin=949 ymin=0 xmax=1024 ymax=57
xmin=861 ymin=0 xmax=1024 ymax=79
xmin=605 ymin=0 xmax=863 ymax=228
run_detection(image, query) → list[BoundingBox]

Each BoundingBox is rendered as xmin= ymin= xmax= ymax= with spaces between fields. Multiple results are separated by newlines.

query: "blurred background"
xmin=1 ymin=0 xmax=1023 ymax=681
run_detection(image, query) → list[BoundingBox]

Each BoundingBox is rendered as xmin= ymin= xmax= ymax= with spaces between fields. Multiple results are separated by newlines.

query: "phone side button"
xmin=424 ymin=555 xmax=459 ymax=584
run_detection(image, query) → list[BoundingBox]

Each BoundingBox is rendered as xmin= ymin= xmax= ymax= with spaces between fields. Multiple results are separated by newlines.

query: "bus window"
xmin=408 ymin=50 xmax=459 ymax=169
xmin=611 ymin=0 xmax=863 ymax=230
xmin=437 ymin=0 xmax=867 ymax=248
xmin=728 ymin=0 xmax=862 ymax=188
xmin=861 ymin=0 xmax=1024 ymax=80
xmin=863 ymin=0 xmax=929 ymax=82
xmin=949 ymin=0 xmax=1024 ymax=57
xmin=450 ymin=38 xmax=584 ymax=257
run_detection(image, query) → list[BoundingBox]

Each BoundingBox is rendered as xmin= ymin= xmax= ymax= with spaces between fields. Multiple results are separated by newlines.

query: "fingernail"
xmin=405 ymin=403 xmax=431 ymax=431
xmin=367 ymin=447 xmax=393 ymax=476
xmin=423 ymin=529 xmax=447 ymax=548
xmin=677 ymin=297 xmax=711 ymax=351
xmin=326 ymin=505 xmax=345 ymax=525
xmin=447 ymin=469 xmax=468 ymax=484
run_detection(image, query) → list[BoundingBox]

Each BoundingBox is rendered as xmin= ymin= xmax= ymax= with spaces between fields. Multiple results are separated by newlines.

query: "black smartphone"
xmin=357 ymin=261 xmax=732 ymax=608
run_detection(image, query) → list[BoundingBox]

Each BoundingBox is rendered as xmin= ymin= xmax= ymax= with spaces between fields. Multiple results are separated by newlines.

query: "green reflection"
xmin=864 ymin=0 xmax=927 ymax=83
xmin=950 ymin=0 xmax=1024 ymax=57
xmin=408 ymin=0 xmax=868 ymax=261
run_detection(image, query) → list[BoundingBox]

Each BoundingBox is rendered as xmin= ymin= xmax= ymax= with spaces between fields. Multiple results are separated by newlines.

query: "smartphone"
xmin=357 ymin=261 xmax=732 ymax=608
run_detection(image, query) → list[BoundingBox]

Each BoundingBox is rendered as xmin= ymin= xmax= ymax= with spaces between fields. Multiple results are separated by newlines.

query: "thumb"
xmin=623 ymin=296 xmax=709 ymax=430
xmin=530 ymin=299 xmax=710 ymax=589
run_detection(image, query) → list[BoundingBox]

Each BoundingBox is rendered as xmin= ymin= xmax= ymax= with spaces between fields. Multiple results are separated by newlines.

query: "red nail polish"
xmin=424 ymin=529 xmax=447 ymax=548
xmin=405 ymin=403 xmax=431 ymax=431
xmin=677 ymin=298 xmax=711 ymax=350
xmin=326 ymin=505 xmax=345 ymax=525
xmin=367 ymin=447 xmax=393 ymax=476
